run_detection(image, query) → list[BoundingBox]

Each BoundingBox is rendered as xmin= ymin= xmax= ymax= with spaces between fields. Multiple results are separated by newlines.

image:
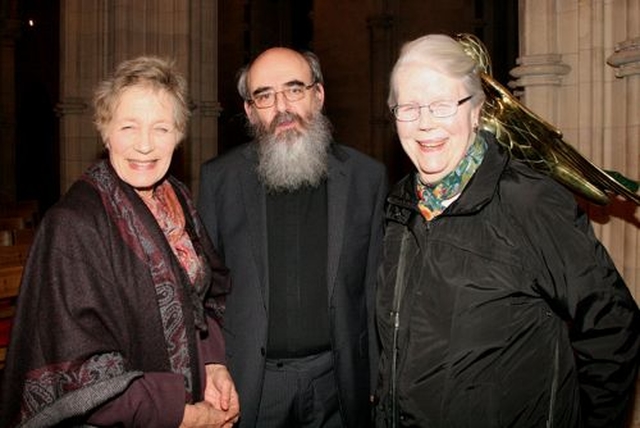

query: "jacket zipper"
xmin=390 ymin=229 xmax=411 ymax=428
xmin=546 ymin=336 xmax=560 ymax=427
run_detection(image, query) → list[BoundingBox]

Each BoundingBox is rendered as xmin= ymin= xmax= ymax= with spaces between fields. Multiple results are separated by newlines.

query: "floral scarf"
xmin=417 ymin=133 xmax=488 ymax=221
xmin=141 ymin=180 xmax=205 ymax=286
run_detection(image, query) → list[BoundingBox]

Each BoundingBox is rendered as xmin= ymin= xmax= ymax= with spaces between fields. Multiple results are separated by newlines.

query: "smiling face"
xmin=393 ymin=63 xmax=482 ymax=184
xmin=244 ymin=48 xmax=324 ymax=138
xmin=103 ymin=86 xmax=181 ymax=197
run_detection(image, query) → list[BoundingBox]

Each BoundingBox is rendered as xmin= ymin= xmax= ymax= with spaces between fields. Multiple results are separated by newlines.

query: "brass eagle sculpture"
xmin=455 ymin=33 xmax=640 ymax=206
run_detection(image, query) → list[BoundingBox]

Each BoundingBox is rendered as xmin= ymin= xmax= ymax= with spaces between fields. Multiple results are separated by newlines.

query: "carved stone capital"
xmin=509 ymin=54 xmax=571 ymax=87
xmin=607 ymin=37 xmax=640 ymax=78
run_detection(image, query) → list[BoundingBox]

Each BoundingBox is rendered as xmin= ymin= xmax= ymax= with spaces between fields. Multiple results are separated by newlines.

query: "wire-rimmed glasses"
xmin=391 ymin=95 xmax=473 ymax=122
xmin=248 ymin=82 xmax=317 ymax=109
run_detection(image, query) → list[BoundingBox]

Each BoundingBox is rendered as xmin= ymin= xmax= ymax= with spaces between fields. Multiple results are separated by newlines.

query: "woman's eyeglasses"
xmin=391 ymin=95 xmax=473 ymax=122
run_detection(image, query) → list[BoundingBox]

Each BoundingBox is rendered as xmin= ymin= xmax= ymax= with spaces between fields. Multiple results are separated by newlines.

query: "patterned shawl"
xmin=0 ymin=160 xmax=230 ymax=427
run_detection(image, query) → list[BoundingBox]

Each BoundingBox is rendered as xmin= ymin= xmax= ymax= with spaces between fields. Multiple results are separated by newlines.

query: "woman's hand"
xmin=203 ymin=364 xmax=240 ymax=422
xmin=180 ymin=402 xmax=236 ymax=428
xmin=179 ymin=364 xmax=239 ymax=427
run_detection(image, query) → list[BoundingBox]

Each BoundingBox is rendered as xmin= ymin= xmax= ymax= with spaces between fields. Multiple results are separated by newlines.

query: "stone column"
xmin=516 ymin=0 xmax=640 ymax=286
xmin=368 ymin=0 xmax=402 ymax=181
xmin=367 ymin=13 xmax=395 ymax=167
xmin=513 ymin=0 xmax=571 ymax=123
xmin=57 ymin=0 xmax=104 ymax=193
xmin=517 ymin=1 xmax=640 ymax=423
xmin=0 ymin=1 xmax=21 ymax=204
xmin=606 ymin=32 xmax=640 ymax=425
xmin=188 ymin=0 xmax=220 ymax=199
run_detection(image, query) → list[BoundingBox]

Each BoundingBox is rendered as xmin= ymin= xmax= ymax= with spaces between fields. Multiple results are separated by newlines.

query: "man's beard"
xmin=249 ymin=110 xmax=332 ymax=193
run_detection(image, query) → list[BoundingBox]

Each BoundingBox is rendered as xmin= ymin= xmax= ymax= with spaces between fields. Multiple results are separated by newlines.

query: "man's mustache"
xmin=269 ymin=111 xmax=303 ymax=133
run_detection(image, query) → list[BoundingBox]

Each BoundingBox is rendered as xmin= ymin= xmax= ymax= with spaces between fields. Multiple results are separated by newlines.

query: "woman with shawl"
xmin=0 ymin=56 xmax=240 ymax=427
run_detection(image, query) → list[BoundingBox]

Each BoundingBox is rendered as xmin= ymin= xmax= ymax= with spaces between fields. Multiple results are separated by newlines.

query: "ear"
xmin=314 ymin=83 xmax=325 ymax=107
xmin=243 ymin=101 xmax=254 ymax=120
xmin=471 ymin=104 xmax=482 ymax=129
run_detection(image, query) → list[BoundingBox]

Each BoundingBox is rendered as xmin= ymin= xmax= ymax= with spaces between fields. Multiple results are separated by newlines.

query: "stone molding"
xmin=510 ymin=53 xmax=571 ymax=87
xmin=607 ymin=37 xmax=640 ymax=78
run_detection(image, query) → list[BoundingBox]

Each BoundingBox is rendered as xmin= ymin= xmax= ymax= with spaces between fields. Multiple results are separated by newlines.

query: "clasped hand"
xmin=180 ymin=364 xmax=240 ymax=427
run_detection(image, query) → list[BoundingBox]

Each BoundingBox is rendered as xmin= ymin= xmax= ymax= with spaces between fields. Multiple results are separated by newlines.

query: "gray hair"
xmin=237 ymin=50 xmax=325 ymax=101
xmin=388 ymin=34 xmax=485 ymax=107
xmin=93 ymin=56 xmax=190 ymax=140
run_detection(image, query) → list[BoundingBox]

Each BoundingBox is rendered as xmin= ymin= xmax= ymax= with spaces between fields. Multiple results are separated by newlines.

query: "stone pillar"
xmin=517 ymin=1 xmax=640 ymax=424
xmin=188 ymin=0 xmax=220 ymax=199
xmin=516 ymin=0 xmax=640 ymax=286
xmin=58 ymin=0 xmax=219 ymax=196
xmin=0 ymin=1 xmax=21 ymax=204
xmin=513 ymin=0 xmax=571 ymax=123
xmin=367 ymin=12 xmax=395 ymax=169
xmin=605 ymin=33 xmax=640 ymax=294
xmin=57 ymin=0 xmax=101 ymax=193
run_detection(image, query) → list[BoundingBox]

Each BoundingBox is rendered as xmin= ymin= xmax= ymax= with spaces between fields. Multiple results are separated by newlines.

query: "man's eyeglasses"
xmin=248 ymin=82 xmax=317 ymax=109
xmin=391 ymin=95 xmax=474 ymax=122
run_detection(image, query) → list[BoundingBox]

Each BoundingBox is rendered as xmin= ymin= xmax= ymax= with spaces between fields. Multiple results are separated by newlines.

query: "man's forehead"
xmin=247 ymin=49 xmax=312 ymax=90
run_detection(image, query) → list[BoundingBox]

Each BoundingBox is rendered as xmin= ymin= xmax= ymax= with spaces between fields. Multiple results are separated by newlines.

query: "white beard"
xmin=252 ymin=111 xmax=332 ymax=193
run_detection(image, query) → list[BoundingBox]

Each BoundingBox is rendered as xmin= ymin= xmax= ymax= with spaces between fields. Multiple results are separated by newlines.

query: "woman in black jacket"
xmin=375 ymin=34 xmax=640 ymax=428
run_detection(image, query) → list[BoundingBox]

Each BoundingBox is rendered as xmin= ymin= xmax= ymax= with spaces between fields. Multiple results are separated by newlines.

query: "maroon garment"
xmin=0 ymin=160 xmax=230 ymax=427
xmin=87 ymin=317 xmax=226 ymax=426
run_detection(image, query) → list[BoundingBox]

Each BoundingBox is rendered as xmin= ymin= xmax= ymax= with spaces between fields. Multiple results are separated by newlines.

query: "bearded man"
xmin=198 ymin=47 xmax=388 ymax=428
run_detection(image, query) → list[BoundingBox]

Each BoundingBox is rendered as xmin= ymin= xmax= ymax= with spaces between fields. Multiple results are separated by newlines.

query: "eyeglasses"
xmin=391 ymin=95 xmax=474 ymax=122
xmin=248 ymin=82 xmax=317 ymax=109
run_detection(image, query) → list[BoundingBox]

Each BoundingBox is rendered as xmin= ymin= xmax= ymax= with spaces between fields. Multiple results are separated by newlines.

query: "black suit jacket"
xmin=198 ymin=142 xmax=388 ymax=427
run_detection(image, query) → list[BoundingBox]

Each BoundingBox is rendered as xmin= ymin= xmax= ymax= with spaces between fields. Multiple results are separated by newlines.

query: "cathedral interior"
xmin=1 ymin=0 xmax=640 ymax=423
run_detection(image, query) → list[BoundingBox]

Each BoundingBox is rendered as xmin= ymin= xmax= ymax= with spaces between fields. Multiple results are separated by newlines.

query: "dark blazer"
xmin=198 ymin=142 xmax=388 ymax=427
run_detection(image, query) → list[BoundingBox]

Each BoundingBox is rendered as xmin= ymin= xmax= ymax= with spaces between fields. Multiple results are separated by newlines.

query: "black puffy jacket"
xmin=375 ymin=136 xmax=640 ymax=428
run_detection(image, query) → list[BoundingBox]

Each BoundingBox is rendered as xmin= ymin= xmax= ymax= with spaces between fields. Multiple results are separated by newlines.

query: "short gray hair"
xmin=93 ymin=56 xmax=190 ymax=140
xmin=388 ymin=34 xmax=485 ymax=107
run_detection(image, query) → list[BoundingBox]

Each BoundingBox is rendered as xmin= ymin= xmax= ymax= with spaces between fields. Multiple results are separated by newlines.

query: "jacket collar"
xmin=238 ymin=140 xmax=348 ymax=302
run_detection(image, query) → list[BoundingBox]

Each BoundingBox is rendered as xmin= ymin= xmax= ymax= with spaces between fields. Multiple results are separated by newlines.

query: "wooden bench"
xmin=0 ymin=199 xmax=40 ymax=229
xmin=0 ymin=264 xmax=23 ymax=369
xmin=0 ymin=265 xmax=23 ymax=300
xmin=0 ymin=217 xmax=26 ymax=231
xmin=12 ymin=228 xmax=36 ymax=246
xmin=0 ymin=245 xmax=31 ymax=268
xmin=0 ymin=230 xmax=12 ymax=246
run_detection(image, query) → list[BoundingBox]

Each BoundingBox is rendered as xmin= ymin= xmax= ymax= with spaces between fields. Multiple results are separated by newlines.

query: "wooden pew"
xmin=0 ymin=217 xmax=25 ymax=231
xmin=0 ymin=230 xmax=12 ymax=246
xmin=12 ymin=228 xmax=36 ymax=246
xmin=0 ymin=265 xmax=22 ymax=300
xmin=0 ymin=199 xmax=40 ymax=229
xmin=0 ymin=245 xmax=31 ymax=268
xmin=0 ymin=264 xmax=23 ymax=369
